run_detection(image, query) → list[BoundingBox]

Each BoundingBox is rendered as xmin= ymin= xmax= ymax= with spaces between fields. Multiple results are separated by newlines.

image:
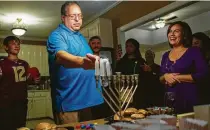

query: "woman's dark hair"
xmin=192 ymin=32 xmax=210 ymax=52
xmin=122 ymin=38 xmax=144 ymax=62
xmin=167 ymin=21 xmax=192 ymax=48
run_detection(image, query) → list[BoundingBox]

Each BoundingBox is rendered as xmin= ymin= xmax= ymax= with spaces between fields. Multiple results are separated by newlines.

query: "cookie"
xmin=131 ymin=113 xmax=145 ymax=119
xmin=114 ymin=111 xmax=124 ymax=120
xmin=137 ymin=109 xmax=148 ymax=115
xmin=124 ymin=108 xmax=138 ymax=115
xmin=122 ymin=117 xmax=133 ymax=121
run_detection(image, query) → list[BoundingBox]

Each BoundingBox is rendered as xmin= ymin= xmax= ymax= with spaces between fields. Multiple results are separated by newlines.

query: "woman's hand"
xmin=164 ymin=73 xmax=180 ymax=86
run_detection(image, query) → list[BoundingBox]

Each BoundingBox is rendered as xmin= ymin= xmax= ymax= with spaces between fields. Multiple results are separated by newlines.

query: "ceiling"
xmin=137 ymin=1 xmax=210 ymax=31
xmin=0 ymin=1 xmax=119 ymax=40
xmin=101 ymin=1 xmax=172 ymax=28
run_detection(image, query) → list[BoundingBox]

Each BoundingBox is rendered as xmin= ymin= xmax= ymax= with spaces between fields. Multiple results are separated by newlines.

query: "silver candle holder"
xmin=95 ymin=71 xmax=139 ymax=120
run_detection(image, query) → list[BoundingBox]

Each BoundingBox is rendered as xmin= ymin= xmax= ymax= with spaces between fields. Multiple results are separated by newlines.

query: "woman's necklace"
xmin=170 ymin=48 xmax=186 ymax=63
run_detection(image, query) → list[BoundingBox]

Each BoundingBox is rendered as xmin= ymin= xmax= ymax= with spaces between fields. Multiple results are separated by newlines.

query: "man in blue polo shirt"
xmin=47 ymin=1 xmax=103 ymax=124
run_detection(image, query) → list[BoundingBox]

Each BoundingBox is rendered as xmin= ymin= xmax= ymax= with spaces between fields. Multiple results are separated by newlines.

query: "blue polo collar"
xmin=59 ymin=24 xmax=81 ymax=36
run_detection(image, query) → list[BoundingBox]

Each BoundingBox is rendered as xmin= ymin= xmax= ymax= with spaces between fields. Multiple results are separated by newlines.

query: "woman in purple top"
xmin=192 ymin=32 xmax=210 ymax=105
xmin=160 ymin=21 xmax=208 ymax=114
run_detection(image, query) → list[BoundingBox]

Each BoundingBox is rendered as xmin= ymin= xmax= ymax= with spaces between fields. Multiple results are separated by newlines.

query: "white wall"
xmin=125 ymin=29 xmax=153 ymax=44
xmin=151 ymin=25 xmax=169 ymax=44
xmin=186 ymin=11 xmax=210 ymax=34
xmin=125 ymin=10 xmax=210 ymax=45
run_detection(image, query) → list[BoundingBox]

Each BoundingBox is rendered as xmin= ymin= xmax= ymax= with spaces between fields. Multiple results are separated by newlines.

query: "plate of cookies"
xmin=146 ymin=107 xmax=173 ymax=115
xmin=113 ymin=108 xmax=148 ymax=122
xmin=113 ymin=107 xmax=173 ymax=122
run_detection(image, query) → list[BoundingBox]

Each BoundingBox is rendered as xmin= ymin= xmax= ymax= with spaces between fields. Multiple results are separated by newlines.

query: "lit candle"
xmin=100 ymin=59 xmax=105 ymax=76
xmin=105 ymin=60 xmax=112 ymax=76
xmin=95 ymin=57 xmax=100 ymax=76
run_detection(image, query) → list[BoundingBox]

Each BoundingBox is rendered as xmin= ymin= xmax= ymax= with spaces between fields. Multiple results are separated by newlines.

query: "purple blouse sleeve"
xmin=191 ymin=47 xmax=208 ymax=82
xmin=160 ymin=51 xmax=169 ymax=75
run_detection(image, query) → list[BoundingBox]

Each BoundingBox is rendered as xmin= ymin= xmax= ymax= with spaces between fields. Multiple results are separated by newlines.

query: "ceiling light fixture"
xmin=11 ymin=18 xmax=27 ymax=36
xmin=155 ymin=19 xmax=165 ymax=29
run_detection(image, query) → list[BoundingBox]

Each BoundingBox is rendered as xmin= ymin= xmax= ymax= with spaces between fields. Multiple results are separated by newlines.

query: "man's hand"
xmin=27 ymin=73 xmax=41 ymax=85
xmin=143 ymin=63 xmax=152 ymax=72
xmin=82 ymin=54 xmax=98 ymax=70
xmin=34 ymin=76 xmax=41 ymax=84
xmin=86 ymin=53 xmax=98 ymax=62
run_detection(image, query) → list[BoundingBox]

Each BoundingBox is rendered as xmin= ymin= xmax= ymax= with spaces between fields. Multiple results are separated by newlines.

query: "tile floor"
xmin=26 ymin=118 xmax=55 ymax=129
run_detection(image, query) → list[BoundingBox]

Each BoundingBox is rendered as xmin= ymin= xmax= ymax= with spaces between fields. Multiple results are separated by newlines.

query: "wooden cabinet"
xmin=33 ymin=97 xmax=47 ymax=118
xmin=88 ymin=23 xmax=99 ymax=38
xmin=80 ymin=18 xmax=113 ymax=48
xmin=27 ymin=91 xmax=53 ymax=119
xmin=27 ymin=98 xmax=34 ymax=119
xmin=18 ymin=44 xmax=49 ymax=76
xmin=46 ymin=94 xmax=53 ymax=119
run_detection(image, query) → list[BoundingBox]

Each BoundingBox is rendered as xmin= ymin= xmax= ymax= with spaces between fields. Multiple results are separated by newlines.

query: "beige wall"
xmin=140 ymin=42 xmax=170 ymax=65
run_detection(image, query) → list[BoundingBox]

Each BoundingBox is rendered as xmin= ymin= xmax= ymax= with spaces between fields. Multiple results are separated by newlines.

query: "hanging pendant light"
xmin=11 ymin=18 xmax=27 ymax=36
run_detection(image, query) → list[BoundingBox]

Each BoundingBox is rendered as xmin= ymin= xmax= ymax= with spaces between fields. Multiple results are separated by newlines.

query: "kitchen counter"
xmin=28 ymin=89 xmax=50 ymax=92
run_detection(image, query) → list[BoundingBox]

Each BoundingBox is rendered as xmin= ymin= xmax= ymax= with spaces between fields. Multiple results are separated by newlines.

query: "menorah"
xmin=95 ymin=58 xmax=139 ymax=120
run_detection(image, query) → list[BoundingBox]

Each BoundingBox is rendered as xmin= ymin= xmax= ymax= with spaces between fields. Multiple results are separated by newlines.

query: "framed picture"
xmin=99 ymin=47 xmax=115 ymax=71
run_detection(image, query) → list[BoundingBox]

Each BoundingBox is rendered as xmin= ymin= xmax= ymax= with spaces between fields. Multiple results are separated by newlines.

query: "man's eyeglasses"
xmin=65 ymin=14 xmax=83 ymax=20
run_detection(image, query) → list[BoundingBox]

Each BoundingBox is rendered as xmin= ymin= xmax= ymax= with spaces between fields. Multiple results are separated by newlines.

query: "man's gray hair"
xmin=61 ymin=1 xmax=80 ymax=16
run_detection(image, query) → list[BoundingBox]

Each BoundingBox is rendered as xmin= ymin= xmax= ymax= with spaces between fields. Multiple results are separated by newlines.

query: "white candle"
xmin=100 ymin=59 xmax=105 ymax=76
xmin=105 ymin=60 xmax=112 ymax=76
xmin=95 ymin=57 xmax=100 ymax=76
